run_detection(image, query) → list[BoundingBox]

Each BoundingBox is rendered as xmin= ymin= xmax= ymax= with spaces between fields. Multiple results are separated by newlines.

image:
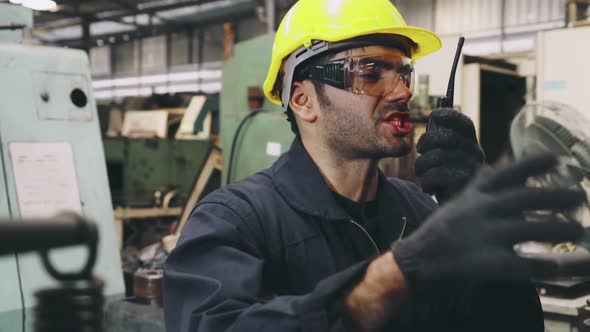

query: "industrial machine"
xmin=220 ymin=34 xmax=295 ymax=184
xmin=511 ymin=101 xmax=590 ymax=332
xmin=104 ymin=137 xmax=214 ymax=207
xmin=0 ymin=214 xmax=104 ymax=332
xmin=102 ymin=95 xmax=219 ymax=208
xmin=0 ymin=4 xmax=124 ymax=331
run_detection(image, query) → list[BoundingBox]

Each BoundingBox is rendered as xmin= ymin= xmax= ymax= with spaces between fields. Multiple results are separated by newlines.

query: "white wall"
xmin=397 ymin=0 xmax=566 ymax=55
xmin=113 ymin=40 xmax=140 ymax=76
xmin=142 ymin=35 xmax=167 ymax=74
xmin=537 ymin=26 xmax=590 ymax=116
xmin=414 ymin=35 xmax=465 ymax=107
xmin=90 ymin=46 xmax=111 ymax=77
xmin=170 ymin=32 xmax=190 ymax=66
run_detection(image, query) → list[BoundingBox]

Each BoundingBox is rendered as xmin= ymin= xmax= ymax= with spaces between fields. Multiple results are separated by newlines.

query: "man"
xmin=164 ymin=0 xmax=585 ymax=331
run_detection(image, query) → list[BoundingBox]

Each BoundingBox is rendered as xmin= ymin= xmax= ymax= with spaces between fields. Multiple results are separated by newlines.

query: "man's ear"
xmin=289 ymin=81 xmax=317 ymax=124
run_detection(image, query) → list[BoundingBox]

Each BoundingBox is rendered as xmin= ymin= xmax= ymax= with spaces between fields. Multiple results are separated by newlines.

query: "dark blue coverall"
xmin=164 ymin=137 xmax=543 ymax=331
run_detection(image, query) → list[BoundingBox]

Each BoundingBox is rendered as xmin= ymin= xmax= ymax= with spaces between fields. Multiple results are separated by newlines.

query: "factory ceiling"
xmin=0 ymin=0 xmax=296 ymax=49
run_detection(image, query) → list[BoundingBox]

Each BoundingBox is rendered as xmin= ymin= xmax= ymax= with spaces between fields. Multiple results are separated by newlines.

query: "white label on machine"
xmin=122 ymin=111 xmax=169 ymax=138
xmin=266 ymin=142 xmax=282 ymax=157
xmin=9 ymin=142 xmax=82 ymax=218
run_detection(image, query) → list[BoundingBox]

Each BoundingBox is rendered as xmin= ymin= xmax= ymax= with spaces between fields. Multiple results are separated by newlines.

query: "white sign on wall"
xmin=9 ymin=142 xmax=82 ymax=218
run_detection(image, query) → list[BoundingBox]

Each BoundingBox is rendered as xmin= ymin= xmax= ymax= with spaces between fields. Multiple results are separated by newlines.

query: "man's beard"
xmin=321 ymin=101 xmax=413 ymax=159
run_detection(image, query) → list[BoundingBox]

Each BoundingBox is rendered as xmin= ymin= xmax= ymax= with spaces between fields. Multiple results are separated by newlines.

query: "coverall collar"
xmin=271 ymin=136 xmax=397 ymax=221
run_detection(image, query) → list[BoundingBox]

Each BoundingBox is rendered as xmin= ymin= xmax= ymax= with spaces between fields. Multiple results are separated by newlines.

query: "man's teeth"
xmin=391 ymin=118 xmax=405 ymax=127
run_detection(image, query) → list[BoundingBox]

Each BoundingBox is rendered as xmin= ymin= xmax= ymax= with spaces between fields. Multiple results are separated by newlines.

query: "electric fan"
xmin=511 ymin=101 xmax=590 ymax=277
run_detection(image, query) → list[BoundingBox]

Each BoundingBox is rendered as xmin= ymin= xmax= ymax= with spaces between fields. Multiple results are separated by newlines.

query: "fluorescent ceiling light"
xmin=94 ymin=91 xmax=113 ymax=100
xmin=140 ymin=74 xmax=169 ymax=85
xmin=92 ymin=79 xmax=113 ymax=89
xmin=9 ymin=0 xmax=57 ymax=11
xmin=92 ymin=69 xmax=222 ymax=89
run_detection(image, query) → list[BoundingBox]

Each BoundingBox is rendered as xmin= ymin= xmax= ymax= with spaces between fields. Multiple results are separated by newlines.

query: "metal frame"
xmin=53 ymin=10 xmax=254 ymax=49
xmin=0 ymin=0 xmax=298 ymax=52
xmin=31 ymin=0 xmax=279 ymax=48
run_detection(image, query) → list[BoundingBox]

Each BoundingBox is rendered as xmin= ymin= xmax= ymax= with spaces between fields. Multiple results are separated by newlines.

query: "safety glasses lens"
xmin=352 ymin=56 xmax=414 ymax=96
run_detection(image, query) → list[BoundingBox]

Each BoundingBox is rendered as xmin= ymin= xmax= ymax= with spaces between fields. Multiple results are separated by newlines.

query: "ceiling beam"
xmin=100 ymin=0 xmax=197 ymax=34
xmin=40 ymin=0 xmax=259 ymax=48
xmin=37 ymin=8 xmax=143 ymax=29
xmin=35 ymin=0 xmax=224 ymax=30
xmin=49 ymin=10 xmax=254 ymax=49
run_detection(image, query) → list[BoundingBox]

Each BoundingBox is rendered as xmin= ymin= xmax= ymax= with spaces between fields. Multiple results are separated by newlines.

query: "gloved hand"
xmin=393 ymin=153 xmax=586 ymax=293
xmin=415 ymin=109 xmax=485 ymax=203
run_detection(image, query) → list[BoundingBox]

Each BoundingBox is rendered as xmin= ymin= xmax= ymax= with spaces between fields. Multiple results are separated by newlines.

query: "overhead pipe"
xmin=156 ymin=0 xmax=258 ymax=24
xmin=47 ymin=0 xmax=259 ymax=47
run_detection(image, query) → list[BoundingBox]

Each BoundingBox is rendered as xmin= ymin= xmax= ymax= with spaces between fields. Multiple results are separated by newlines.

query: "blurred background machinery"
xmin=511 ymin=101 xmax=590 ymax=331
xmin=100 ymin=94 xmax=219 ymax=206
xmin=0 ymin=215 xmax=105 ymax=332
xmin=104 ymin=137 xmax=212 ymax=207
xmin=220 ymin=34 xmax=294 ymax=184
xmin=0 ymin=4 xmax=124 ymax=331
xmin=98 ymin=93 xmax=223 ymax=320
xmin=99 ymin=94 xmax=220 ymax=251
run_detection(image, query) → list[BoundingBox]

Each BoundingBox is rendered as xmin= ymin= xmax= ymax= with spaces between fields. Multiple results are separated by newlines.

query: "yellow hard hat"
xmin=263 ymin=0 xmax=442 ymax=107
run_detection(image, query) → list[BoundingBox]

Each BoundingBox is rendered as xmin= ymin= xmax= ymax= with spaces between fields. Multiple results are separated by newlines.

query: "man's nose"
xmin=382 ymin=76 xmax=413 ymax=104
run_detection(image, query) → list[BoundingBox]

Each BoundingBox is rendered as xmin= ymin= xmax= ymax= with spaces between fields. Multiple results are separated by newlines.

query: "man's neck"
xmin=301 ymin=136 xmax=380 ymax=202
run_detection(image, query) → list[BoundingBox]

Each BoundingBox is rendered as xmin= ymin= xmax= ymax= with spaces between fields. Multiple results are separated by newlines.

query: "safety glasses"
xmin=307 ymin=54 xmax=415 ymax=97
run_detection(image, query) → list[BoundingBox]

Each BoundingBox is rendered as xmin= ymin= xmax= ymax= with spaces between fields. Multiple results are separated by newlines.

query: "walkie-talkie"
xmin=426 ymin=37 xmax=465 ymax=132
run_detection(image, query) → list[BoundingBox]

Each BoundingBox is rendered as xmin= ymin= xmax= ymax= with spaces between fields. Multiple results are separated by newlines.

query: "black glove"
xmin=416 ymin=109 xmax=485 ymax=203
xmin=393 ymin=153 xmax=586 ymax=292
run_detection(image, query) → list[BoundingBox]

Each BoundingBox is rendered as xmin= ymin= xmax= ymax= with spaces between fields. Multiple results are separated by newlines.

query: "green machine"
xmin=0 ymin=3 xmax=125 ymax=331
xmin=102 ymin=95 xmax=218 ymax=208
xmin=220 ymin=34 xmax=295 ymax=184
xmin=104 ymin=138 xmax=213 ymax=207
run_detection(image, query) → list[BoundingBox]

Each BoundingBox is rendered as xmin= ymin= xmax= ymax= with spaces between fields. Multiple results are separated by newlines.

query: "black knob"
xmin=70 ymin=88 xmax=88 ymax=108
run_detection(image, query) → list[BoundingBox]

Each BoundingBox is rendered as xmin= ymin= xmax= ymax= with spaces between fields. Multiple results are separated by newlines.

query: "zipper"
xmin=399 ymin=217 xmax=407 ymax=240
xmin=348 ymin=217 xmax=408 ymax=256
xmin=349 ymin=219 xmax=380 ymax=255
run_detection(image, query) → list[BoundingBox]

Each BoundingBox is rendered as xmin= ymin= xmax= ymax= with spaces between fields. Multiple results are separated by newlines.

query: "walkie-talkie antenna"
xmin=428 ymin=37 xmax=466 ymax=132
xmin=436 ymin=37 xmax=465 ymax=108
